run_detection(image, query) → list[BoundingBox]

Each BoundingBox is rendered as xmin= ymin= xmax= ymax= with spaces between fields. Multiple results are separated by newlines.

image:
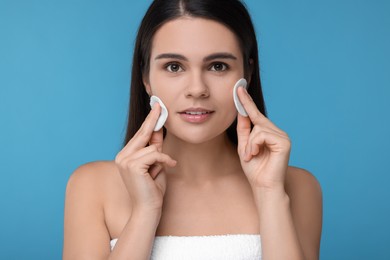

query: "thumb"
xmin=149 ymin=128 xmax=164 ymax=152
xmin=236 ymin=113 xmax=251 ymax=155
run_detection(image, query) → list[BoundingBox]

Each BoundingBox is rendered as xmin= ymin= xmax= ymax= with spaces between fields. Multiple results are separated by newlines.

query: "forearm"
xmin=108 ymin=209 xmax=161 ymax=260
xmin=253 ymin=187 xmax=305 ymax=260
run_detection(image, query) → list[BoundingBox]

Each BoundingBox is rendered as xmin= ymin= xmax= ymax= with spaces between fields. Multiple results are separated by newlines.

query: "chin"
xmin=165 ymin=123 xmax=231 ymax=145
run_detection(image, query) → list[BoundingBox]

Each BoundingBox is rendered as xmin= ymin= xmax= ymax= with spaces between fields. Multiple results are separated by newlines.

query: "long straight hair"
xmin=123 ymin=0 xmax=266 ymax=147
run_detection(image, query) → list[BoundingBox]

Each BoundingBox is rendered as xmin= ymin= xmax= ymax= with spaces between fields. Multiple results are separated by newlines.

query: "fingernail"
xmin=152 ymin=103 xmax=160 ymax=111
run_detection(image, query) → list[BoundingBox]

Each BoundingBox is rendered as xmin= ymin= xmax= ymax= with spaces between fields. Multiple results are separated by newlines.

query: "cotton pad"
xmin=233 ymin=78 xmax=248 ymax=117
xmin=149 ymin=95 xmax=168 ymax=131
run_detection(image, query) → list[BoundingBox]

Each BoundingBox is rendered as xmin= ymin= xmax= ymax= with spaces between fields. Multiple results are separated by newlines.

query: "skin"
xmin=63 ymin=17 xmax=322 ymax=260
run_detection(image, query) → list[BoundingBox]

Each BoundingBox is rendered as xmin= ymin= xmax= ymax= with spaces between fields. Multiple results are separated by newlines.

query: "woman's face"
xmin=144 ymin=17 xmax=245 ymax=144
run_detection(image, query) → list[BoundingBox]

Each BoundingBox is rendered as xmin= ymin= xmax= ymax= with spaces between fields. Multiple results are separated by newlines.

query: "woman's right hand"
xmin=114 ymin=103 xmax=176 ymax=214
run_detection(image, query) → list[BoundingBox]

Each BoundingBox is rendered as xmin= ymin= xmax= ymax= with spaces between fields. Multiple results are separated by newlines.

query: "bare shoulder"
xmin=66 ymin=160 xmax=125 ymax=208
xmin=63 ymin=160 xmax=119 ymax=259
xmin=285 ymin=166 xmax=323 ymax=260
xmin=66 ymin=160 xmax=118 ymax=193
xmin=65 ymin=160 xmax=124 ymax=210
xmin=285 ymin=166 xmax=322 ymax=198
xmin=68 ymin=160 xmax=117 ymax=181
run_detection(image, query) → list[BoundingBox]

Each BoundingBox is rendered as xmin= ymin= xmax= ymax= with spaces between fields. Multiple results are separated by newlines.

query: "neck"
xmin=162 ymin=131 xmax=241 ymax=184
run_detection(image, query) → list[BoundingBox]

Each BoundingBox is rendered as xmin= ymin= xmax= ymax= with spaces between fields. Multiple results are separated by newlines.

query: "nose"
xmin=184 ymin=72 xmax=210 ymax=99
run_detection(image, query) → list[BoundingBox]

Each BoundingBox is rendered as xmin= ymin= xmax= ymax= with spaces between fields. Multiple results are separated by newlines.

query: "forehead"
xmin=151 ymin=17 xmax=242 ymax=60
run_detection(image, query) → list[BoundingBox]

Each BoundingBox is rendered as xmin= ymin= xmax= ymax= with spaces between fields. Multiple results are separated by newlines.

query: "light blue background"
xmin=1 ymin=0 xmax=389 ymax=259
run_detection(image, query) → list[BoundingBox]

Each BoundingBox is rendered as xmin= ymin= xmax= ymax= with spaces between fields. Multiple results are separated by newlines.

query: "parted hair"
xmin=123 ymin=0 xmax=267 ymax=147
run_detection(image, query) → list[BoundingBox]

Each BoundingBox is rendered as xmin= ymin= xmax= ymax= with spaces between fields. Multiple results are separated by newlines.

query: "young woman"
xmin=63 ymin=0 xmax=322 ymax=259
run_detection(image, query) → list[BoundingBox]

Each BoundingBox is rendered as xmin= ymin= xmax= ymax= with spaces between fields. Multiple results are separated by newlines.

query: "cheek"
xmin=218 ymin=86 xmax=236 ymax=110
xmin=214 ymin=88 xmax=238 ymax=126
xmin=149 ymin=90 xmax=182 ymax=126
xmin=148 ymin=72 xmax=180 ymax=104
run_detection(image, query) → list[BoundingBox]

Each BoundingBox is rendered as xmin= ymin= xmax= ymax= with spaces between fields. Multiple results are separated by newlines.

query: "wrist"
xmin=252 ymin=185 xmax=289 ymax=205
xmin=251 ymin=182 xmax=285 ymax=195
xmin=131 ymin=207 xmax=162 ymax=223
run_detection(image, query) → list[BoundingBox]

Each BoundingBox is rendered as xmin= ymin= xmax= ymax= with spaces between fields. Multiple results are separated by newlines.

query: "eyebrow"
xmin=203 ymin=53 xmax=237 ymax=62
xmin=154 ymin=52 xmax=238 ymax=62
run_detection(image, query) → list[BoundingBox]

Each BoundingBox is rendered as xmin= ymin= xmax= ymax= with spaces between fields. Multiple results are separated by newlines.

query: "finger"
xmin=236 ymin=113 xmax=251 ymax=156
xmin=238 ymin=87 xmax=288 ymax=136
xmin=129 ymin=145 xmax=176 ymax=169
xmin=130 ymin=144 xmax=159 ymax=161
xmin=116 ymin=144 xmax=161 ymax=165
xmin=154 ymin=168 xmax=167 ymax=194
xmin=116 ymin=144 xmax=157 ymax=168
xmin=141 ymin=151 xmax=177 ymax=169
xmin=149 ymin=128 xmax=164 ymax=152
xmin=121 ymin=103 xmax=162 ymax=155
xmin=120 ymin=150 xmax=176 ymax=176
xmin=250 ymin=141 xmax=261 ymax=157
xmin=237 ymin=87 xmax=267 ymax=125
xmin=118 ymin=148 xmax=176 ymax=178
xmin=244 ymin=132 xmax=269 ymax=162
xmin=249 ymin=133 xmax=271 ymax=158
xmin=149 ymin=163 xmax=163 ymax=179
xmin=249 ymin=125 xmax=290 ymax=144
xmin=244 ymin=137 xmax=254 ymax=161
xmin=245 ymin=131 xmax=290 ymax=161
xmin=248 ymin=127 xmax=282 ymax=157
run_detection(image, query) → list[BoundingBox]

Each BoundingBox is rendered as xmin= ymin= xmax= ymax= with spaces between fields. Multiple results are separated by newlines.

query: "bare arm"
xmin=63 ymin=105 xmax=174 ymax=259
xmin=63 ymin=163 xmax=110 ymax=260
xmin=235 ymin=87 xmax=322 ymax=259
xmin=286 ymin=167 xmax=323 ymax=260
xmin=63 ymin=163 xmax=162 ymax=260
xmin=108 ymin=209 xmax=161 ymax=260
xmin=253 ymin=167 xmax=322 ymax=260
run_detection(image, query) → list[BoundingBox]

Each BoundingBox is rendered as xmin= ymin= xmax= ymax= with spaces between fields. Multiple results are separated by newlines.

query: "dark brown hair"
xmin=123 ymin=0 xmax=267 ymax=147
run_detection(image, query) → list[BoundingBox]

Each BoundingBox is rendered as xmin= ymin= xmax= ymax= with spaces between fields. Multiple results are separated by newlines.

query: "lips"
xmin=179 ymin=107 xmax=214 ymax=114
xmin=182 ymin=111 xmax=213 ymax=115
xmin=178 ymin=107 xmax=214 ymax=123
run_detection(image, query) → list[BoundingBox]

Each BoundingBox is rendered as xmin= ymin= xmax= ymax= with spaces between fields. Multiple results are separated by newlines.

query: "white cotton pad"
xmin=149 ymin=95 xmax=168 ymax=131
xmin=233 ymin=78 xmax=248 ymax=117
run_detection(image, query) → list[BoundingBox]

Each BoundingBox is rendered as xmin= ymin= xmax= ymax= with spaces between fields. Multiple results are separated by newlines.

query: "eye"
xmin=210 ymin=63 xmax=228 ymax=72
xmin=166 ymin=63 xmax=184 ymax=73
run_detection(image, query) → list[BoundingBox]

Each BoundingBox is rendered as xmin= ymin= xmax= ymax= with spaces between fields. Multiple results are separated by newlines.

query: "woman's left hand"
xmin=236 ymin=87 xmax=291 ymax=191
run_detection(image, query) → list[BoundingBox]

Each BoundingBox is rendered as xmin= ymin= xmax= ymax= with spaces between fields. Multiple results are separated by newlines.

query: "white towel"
xmin=110 ymin=234 xmax=262 ymax=260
